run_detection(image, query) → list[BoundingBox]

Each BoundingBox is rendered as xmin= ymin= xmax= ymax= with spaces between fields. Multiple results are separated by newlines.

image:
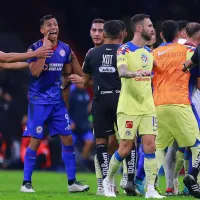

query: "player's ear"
xmin=160 ymin=32 xmax=163 ymax=40
xmin=40 ymin=27 xmax=45 ymax=35
xmin=137 ymin=24 xmax=142 ymax=33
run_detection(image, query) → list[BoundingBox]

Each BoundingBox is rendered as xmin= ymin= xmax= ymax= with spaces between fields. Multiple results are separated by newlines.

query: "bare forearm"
xmin=0 ymin=51 xmax=35 ymax=63
xmin=118 ymin=64 xmax=138 ymax=78
xmin=0 ymin=62 xmax=28 ymax=69
xmin=184 ymin=59 xmax=194 ymax=69
xmin=29 ymin=59 xmax=46 ymax=77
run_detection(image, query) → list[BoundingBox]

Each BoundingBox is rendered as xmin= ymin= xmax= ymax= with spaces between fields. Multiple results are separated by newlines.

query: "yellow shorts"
xmin=156 ymin=105 xmax=200 ymax=150
xmin=117 ymin=113 xmax=158 ymax=140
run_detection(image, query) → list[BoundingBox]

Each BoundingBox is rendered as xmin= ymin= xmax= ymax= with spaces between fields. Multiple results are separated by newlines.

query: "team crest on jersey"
xmin=36 ymin=126 xmax=43 ymax=134
xmin=59 ymin=49 xmax=66 ymax=57
xmin=141 ymin=53 xmax=148 ymax=63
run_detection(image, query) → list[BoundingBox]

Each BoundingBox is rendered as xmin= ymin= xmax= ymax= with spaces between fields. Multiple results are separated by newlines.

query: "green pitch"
xmin=0 ymin=171 xmax=195 ymax=200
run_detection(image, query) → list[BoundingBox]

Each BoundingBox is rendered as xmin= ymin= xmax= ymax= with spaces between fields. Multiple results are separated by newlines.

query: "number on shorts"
xmin=152 ymin=116 xmax=158 ymax=131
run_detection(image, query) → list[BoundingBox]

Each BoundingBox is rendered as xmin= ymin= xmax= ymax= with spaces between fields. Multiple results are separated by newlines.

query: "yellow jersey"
xmin=117 ymin=41 xmax=156 ymax=116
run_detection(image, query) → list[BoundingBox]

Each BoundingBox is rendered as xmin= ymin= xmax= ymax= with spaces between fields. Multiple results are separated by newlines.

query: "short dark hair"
xmin=103 ymin=20 xmax=121 ymax=39
xmin=130 ymin=14 xmax=150 ymax=32
xmin=161 ymin=20 xmax=179 ymax=42
xmin=118 ymin=20 xmax=126 ymax=31
xmin=40 ymin=14 xmax=56 ymax=27
xmin=92 ymin=18 xmax=106 ymax=24
xmin=177 ymin=20 xmax=188 ymax=31
xmin=186 ymin=22 xmax=200 ymax=37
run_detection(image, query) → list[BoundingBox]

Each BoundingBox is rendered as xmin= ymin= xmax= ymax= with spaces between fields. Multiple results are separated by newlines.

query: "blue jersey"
xmin=28 ymin=40 xmax=71 ymax=104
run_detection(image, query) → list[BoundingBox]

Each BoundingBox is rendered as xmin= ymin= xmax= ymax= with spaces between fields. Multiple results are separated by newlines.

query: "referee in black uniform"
xmin=83 ymin=20 xmax=121 ymax=181
xmin=83 ymin=20 xmax=137 ymax=195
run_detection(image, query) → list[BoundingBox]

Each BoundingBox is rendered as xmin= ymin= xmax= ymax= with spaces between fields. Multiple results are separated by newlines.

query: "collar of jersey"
xmin=42 ymin=39 xmax=58 ymax=51
xmin=159 ymin=42 xmax=173 ymax=47
xmin=184 ymin=42 xmax=196 ymax=47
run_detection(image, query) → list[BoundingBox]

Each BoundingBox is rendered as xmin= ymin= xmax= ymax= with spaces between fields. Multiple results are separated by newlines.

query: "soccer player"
xmin=83 ymin=20 xmax=134 ymax=196
xmin=68 ymin=83 xmax=94 ymax=171
xmin=69 ymin=18 xmax=105 ymax=84
xmin=153 ymin=20 xmax=200 ymax=199
xmin=134 ymin=31 xmax=158 ymax=196
xmin=103 ymin=14 xmax=165 ymax=199
xmin=172 ymin=22 xmax=200 ymax=196
xmin=20 ymin=14 xmax=89 ymax=193
xmin=162 ymin=20 xmax=189 ymax=196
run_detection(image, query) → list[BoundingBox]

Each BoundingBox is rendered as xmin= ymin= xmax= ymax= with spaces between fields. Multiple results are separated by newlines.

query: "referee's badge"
xmin=60 ymin=49 xmax=66 ymax=57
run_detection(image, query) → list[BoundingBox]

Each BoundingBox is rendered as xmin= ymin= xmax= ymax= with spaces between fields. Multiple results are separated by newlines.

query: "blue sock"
xmin=23 ymin=147 xmax=37 ymax=182
xmin=136 ymin=152 xmax=145 ymax=181
xmin=62 ymin=145 xmax=76 ymax=185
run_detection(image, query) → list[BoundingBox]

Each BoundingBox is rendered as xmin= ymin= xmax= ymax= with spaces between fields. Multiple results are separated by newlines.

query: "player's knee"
xmin=96 ymin=137 xmax=108 ymax=145
xmin=108 ymin=135 xmax=118 ymax=154
xmin=29 ymin=137 xmax=41 ymax=151
xmin=60 ymin=135 xmax=73 ymax=146
xmin=118 ymin=139 xmax=133 ymax=158
xmin=84 ymin=140 xmax=94 ymax=147
xmin=142 ymin=135 xmax=156 ymax=154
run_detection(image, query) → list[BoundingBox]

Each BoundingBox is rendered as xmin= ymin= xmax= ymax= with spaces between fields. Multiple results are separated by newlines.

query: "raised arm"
xmin=29 ymin=33 xmax=53 ymax=77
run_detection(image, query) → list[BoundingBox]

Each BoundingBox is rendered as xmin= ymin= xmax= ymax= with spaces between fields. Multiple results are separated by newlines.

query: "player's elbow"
xmin=30 ymin=70 xmax=40 ymax=77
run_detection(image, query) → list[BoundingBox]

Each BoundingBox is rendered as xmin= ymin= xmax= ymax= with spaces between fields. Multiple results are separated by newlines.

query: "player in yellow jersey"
xmin=102 ymin=14 xmax=165 ymax=199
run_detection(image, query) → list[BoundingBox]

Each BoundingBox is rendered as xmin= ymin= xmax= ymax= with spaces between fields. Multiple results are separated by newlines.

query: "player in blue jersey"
xmin=20 ymin=14 xmax=89 ymax=193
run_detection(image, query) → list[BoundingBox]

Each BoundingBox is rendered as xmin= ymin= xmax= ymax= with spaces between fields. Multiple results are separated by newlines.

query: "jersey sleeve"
xmin=190 ymin=46 xmax=199 ymax=64
xmin=117 ymin=45 xmax=129 ymax=68
xmin=82 ymin=52 xmax=92 ymax=74
xmin=186 ymin=46 xmax=196 ymax=60
xmin=27 ymin=43 xmax=39 ymax=64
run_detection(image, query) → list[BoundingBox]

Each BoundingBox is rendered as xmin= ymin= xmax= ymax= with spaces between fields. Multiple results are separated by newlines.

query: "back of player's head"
xmin=161 ymin=20 xmax=179 ymax=42
xmin=40 ymin=14 xmax=56 ymax=27
xmin=130 ymin=14 xmax=150 ymax=32
xmin=186 ymin=22 xmax=200 ymax=38
xmin=103 ymin=20 xmax=122 ymax=39
xmin=177 ymin=20 xmax=188 ymax=31
xmin=92 ymin=18 xmax=106 ymax=25
xmin=118 ymin=20 xmax=126 ymax=31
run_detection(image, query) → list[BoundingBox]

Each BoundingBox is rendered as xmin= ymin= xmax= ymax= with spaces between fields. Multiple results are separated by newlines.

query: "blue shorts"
xmin=23 ymin=102 xmax=72 ymax=139
xmin=72 ymin=130 xmax=94 ymax=145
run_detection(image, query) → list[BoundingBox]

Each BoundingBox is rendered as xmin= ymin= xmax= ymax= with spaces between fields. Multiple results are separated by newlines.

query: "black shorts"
xmin=92 ymin=91 xmax=119 ymax=138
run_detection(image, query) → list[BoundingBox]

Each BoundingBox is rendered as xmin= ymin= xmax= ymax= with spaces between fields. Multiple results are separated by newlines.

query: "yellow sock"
xmin=155 ymin=149 xmax=165 ymax=172
xmin=94 ymin=154 xmax=103 ymax=179
xmin=144 ymin=154 xmax=157 ymax=189
xmin=174 ymin=151 xmax=184 ymax=178
xmin=107 ymin=153 xmax=122 ymax=180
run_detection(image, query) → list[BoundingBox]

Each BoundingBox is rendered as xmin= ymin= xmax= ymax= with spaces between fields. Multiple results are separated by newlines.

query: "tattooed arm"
xmin=118 ymin=64 xmax=151 ymax=78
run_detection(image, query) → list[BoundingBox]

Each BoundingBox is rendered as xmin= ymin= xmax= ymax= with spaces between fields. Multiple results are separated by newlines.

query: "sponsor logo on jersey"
xmin=125 ymin=121 xmax=133 ymax=128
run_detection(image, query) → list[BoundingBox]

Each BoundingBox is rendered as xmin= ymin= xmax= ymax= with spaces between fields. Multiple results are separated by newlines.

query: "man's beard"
xmin=141 ymin=30 xmax=152 ymax=41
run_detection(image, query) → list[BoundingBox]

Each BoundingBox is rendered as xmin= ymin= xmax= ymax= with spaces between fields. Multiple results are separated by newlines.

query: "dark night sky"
xmin=0 ymin=0 xmax=199 ymax=59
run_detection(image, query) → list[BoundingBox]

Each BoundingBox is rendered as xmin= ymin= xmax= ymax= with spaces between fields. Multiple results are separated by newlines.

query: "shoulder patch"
xmin=117 ymin=44 xmax=130 ymax=55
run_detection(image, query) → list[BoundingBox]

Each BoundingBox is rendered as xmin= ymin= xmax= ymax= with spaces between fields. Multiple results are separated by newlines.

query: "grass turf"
xmin=0 ymin=171 xmax=196 ymax=200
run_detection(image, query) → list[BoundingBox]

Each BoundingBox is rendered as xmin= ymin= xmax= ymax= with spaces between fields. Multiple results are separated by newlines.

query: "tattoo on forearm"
xmin=118 ymin=65 xmax=136 ymax=78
